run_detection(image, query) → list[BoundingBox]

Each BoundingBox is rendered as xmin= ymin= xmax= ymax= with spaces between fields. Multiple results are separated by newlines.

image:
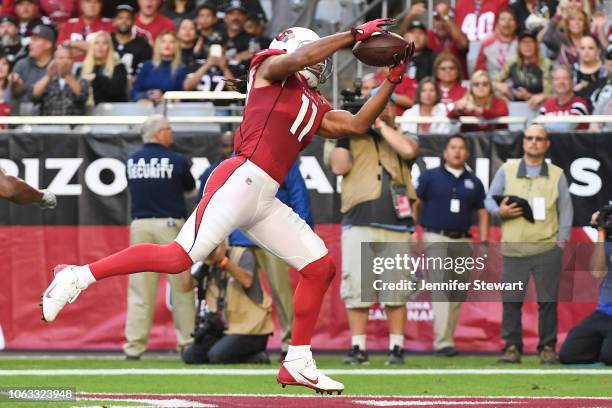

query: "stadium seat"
xmin=165 ymin=102 xmax=221 ymax=133
xmin=507 ymin=102 xmax=537 ymax=131
xmin=313 ymin=0 xmax=365 ymax=36
xmin=92 ymin=103 xmax=156 ymax=117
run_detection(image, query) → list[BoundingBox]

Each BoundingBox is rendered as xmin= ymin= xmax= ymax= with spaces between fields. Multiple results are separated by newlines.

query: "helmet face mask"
xmin=269 ymin=27 xmax=333 ymax=88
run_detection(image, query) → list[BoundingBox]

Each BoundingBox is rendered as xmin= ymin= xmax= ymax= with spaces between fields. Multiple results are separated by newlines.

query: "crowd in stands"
xmin=0 ymin=0 xmax=610 ymax=132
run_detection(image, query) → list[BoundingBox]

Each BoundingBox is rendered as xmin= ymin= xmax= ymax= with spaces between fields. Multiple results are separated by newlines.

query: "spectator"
xmin=177 ymin=18 xmax=198 ymax=69
xmin=0 ymin=15 xmax=27 ymax=67
xmin=13 ymin=0 xmax=52 ymax=43
xmin=449 ymin=69 xmax=509 ymax=132
xmin=495 ymin=31 xmax=552 ymax=109
xmin=485 ymin=124 xmax=573 ymax=365
xmin=11 ymin=24 xmax=54 ymax=108
xmin=572 ymin=34 xmax=607 ymax=101
xmin=180 ymin=241 xmax=274 ymax=364
xmin=404 ymin=20 xmax=436 ymax=83
xmin=372 ymin=67 xmax=417 ymax=115
xmin=539 ymin=65 xmax=589 ymax=131
xmin=542 ymin=8 xmax=589 ymax=65
xmin=559 ymin=210 xmax=612 ymax=366
xmin=454 ymin=0 xmax=509 ymax=72
xmin=414 ymin=134 xmax=488 ymax=357
xmin=131 ymin=31 xmax=187 ymax=104
xmin=183 ymin=45 xmax=234 ymax=92
xmin=400 ymin=77 xmax=452 ymax=135
xmin=433 ymin=52 xmax=467 ymax=112
xmin=475 ymin=9 xmax=518 ymax=80
xmin=428 ymin=1 xmax=469 ymax=78
xmin=57 ymin=0 xmax=114 ymax=61
xmin=30 ymin=45 xmax=89 ymax=115
xmin=79 ymin=31 xmax=128 ymax=104
xmin=135 ymin=0 xmax=176 ymax=44
xmin=244 ymin=12 xmax=270 ymax=50
xmin=194 ymin=3 xmax=220 ymax=44
xmin=4 ymin=0 xmax=77 ymax=28
xmin=508 ymin=0 xmax=557 ymax=36
xmin=590 ymin=10 xmax=609 ymax=50
xmin=123 ymin=114 xmax=196 ymax=360
xmin=222 ymin=0 xmax=255 ymax=79
xmin=0 ymin=54 xmax=14 ymax=120
xmin=111 ymin=4 xmax=152 ymax=83
xmin=360 ymin=73 xmax=380 ymax=97
xmin=589 ymin=47 xmax=612 ymax=131
xmin=330 ymin=101 xmax=419 ymax=366
xmin=162 ymin=0 xmax=196 ymax=27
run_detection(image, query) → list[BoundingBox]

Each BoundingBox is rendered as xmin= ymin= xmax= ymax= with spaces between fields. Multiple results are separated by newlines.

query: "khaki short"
xmin=340 ymin=225 xmax=414 ymax=309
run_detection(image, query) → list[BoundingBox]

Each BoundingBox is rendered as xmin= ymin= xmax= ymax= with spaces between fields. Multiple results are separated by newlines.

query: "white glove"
xmin=40 ymin=190 xmax=57 ymax=209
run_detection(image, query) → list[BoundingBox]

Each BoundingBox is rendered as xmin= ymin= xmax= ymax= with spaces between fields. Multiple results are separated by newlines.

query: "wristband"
xmin=219 ymin=256 xmax=229 ymax=269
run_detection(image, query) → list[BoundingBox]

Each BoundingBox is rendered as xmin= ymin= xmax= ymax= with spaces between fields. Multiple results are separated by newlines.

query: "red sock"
xmin=89 ymin=242 xmax=193 ymax=280
xmin=291 ymin=254 xmax=336 ymax=345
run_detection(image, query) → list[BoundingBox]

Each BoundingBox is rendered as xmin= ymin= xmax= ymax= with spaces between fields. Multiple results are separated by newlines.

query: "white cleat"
xmin=277 ymin=357 xmax=344 ymax=395
xmin=40 ymin=265 xmax=88 ymax=322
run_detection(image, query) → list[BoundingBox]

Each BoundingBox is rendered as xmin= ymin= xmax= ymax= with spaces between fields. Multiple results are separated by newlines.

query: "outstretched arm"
xmin=0 ymin=168 xmax=55 ymax=208
xmin=318 ymin=44 xmax=414 ymax=138
xmin=258 ymin=19 xmax=395 ymax=83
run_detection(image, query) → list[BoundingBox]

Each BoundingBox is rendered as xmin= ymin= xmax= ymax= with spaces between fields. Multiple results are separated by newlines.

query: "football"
xmin=352 ymin=31 xmax=409 ymax=67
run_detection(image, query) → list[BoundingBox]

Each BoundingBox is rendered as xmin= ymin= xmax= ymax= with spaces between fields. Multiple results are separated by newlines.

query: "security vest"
xmin=206 ymin=247 xmax=274 ymax=336
xmin=501 ymin=159 xmax=562 ymax=257
xmin=340 ymin=129 xmax=415 ymax=214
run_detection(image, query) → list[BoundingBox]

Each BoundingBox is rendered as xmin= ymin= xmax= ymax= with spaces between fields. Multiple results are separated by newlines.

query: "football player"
xmin=41 ymin=19 xmax=413 ymax=394
xmin=0 ymin=167 xmax=56 ymax=208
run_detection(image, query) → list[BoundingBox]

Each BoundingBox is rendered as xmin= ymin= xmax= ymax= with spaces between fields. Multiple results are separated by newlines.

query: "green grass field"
xmin=1 ymin=354 xmax=611 ymax=407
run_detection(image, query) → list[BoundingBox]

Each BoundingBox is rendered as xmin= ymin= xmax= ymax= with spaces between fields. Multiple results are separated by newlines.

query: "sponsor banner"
xmin=0 ymin=131 xmax=609 ymax=351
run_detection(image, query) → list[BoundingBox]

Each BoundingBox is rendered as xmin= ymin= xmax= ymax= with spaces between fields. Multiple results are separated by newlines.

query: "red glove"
xmin=387 ymin=42 xmax=415 ymax=84
xmin=351 ymin=18 xmax=396 ymax=42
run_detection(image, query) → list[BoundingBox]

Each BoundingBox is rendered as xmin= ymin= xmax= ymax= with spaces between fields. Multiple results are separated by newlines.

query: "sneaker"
xmin=435 ymin=347 xmax=459 ymax=357
xmin=277 ymin=357 xmax=344 ymax=394
xmin=539 ymin=346 xmax=560 ymax=365
xmin=497 ymin=345 xmax=521 ymax=364
xmin=385 ymin=345 xmax=405 ymax=365
xmin=343 ymin=345 xmax=369 ymax=365
xmin=41 ymin=265 xmax=89 ymax=322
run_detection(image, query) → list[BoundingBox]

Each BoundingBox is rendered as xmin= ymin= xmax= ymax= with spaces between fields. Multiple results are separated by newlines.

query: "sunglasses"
xmin=524 ymin=136 xmax=548 ymax=142
xmin=471 ymin=81 xmax=490 ymax=87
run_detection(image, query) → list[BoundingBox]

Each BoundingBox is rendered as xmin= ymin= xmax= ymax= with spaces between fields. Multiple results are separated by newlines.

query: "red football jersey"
xmin=235 ymin=49 xmax=332 ymax=184
xmin=539 ymin=96 xmax=590 ymax=130
xmin=455 ymin=0 xmax=508 ymax=42
xmin=439 ymin=83 xmax=468 ymax=111
xmin=135 ymin=13 xmax=176 ymax=44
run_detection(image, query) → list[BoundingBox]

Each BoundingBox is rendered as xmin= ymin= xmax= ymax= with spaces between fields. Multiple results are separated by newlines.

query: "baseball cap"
xmin=225 ymin=0 xmax=247 ymax=13
xmin=115 ymin=4 xmax=135 ymax=16
xmin=31 ymin=24 xmax=56 ymax=43
xmin=518 ymin=30 xmax=538 ymax=41
xmin=408 ymin=19 xmax=427 ymax=32
xmin=0 ymin=15 xmax=17 ymax=26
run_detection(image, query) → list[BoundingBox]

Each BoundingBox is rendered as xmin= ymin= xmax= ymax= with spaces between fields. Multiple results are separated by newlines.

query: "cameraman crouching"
xmin=559 ymin=207 xmax=612 ymax=365
xmin=180 ymin=241 xmax=274 ymax=364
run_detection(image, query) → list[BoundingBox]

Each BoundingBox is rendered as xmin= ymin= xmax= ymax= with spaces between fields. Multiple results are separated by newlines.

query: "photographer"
xmin=181 ymin=241 xmax=274 ymax=365
xmin=559 ymin=207 xmax=612 ymax=366
xmin=330 ymin=96 xmax=418 ymax=365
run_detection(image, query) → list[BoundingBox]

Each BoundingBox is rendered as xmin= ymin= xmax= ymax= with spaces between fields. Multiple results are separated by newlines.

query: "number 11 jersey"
xmin=234 ymin=49 xmax=332 ymax=184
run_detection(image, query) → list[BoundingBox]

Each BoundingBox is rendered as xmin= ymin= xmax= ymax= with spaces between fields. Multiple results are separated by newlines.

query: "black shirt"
xmin=112 ymin=33 xmax=153 ymax=78
xmin=126 ymin=143 xmax=196 ymax=219
xmin=508 ymin=0 xmax=558 ymax=35
xmin=88 ymin=64 xmax=128 ymax=104
xmin=224 ymin=30 xmax=254 ymax=78
xmin=405 ymin=47 xmax=436 ymax=82
xmin=508 ymin=62 xmax=546 ymax=96
xmin=1 ymin=41 xmax=27 ymax=68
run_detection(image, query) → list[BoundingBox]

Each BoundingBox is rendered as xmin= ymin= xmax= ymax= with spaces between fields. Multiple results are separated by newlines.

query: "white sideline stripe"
xmin=77 ymin=392 xmax=612 ymax=400
xmin=2 ymin=368 xmax=612 ymax=376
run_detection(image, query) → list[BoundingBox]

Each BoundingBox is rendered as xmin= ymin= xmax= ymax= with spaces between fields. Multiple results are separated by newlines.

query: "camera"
xmin=341 ymin=78 xmax=368 ymax=114
xmin=594 ymin=205 xmax=612 ymax=240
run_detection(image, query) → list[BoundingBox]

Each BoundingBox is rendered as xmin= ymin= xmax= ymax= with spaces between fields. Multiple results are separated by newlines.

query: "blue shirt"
xmin=131 ymin=60 xmax=188 ymax=101
xmin=126 ymin=143 xmax=195 ymax=219
xmin=596 ymin=240 xmax=612 ymax=316
xmin=416 ymin=166 xmax=486 ymax=232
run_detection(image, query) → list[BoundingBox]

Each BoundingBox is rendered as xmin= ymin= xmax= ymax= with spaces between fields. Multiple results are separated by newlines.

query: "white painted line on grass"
xmin=1 ymin=368 xmax=611 ymax=376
